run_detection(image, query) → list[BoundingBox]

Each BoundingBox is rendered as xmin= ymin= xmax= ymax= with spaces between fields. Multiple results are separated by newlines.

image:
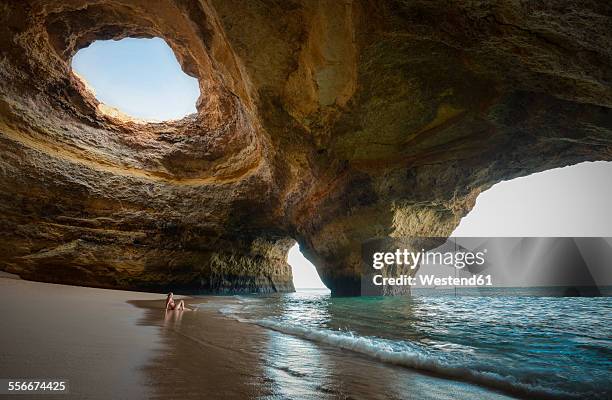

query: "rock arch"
xmin=0 ymin=0 xmax=610 ymax=295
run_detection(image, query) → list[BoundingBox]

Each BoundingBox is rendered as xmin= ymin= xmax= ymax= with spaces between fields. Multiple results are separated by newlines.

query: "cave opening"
xmin=453 ymin=161 xmax=612 ymax=236
xmin=71 ymin=37 xmax=200 ymax=122
xmin=287 ymin=243 xmax=329 ymax=291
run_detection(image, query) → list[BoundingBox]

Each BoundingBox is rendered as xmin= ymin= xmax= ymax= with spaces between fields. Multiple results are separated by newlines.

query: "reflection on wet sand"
xmin=261 ymin=329 xmax=516 ymax=400
xmin=131 ymin=298 xmax=515 ymax=400
xmin=130 ymin=298 xmax=273 ymax=399
xmin=163 ymin=308 xmax=184 ymax=326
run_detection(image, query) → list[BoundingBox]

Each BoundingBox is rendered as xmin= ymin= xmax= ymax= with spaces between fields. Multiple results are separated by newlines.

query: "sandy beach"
xmin=0 ymin=274 xmax=516 ymax=399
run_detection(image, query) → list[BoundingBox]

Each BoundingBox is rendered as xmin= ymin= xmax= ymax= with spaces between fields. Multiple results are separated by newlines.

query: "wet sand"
xmin=0 ymin=275 xmax=516 ymax=399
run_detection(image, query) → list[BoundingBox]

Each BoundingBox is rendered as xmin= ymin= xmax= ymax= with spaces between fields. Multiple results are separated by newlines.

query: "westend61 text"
xmin=373 ymin=274 xmax=493 ymax=287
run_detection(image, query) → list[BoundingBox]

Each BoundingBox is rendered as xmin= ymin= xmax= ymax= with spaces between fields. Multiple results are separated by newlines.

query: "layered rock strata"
xmin=0 ymin=1 xmax=610 ymax=295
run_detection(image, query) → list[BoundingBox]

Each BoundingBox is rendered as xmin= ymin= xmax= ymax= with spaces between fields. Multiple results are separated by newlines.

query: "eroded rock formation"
xmin=1 ymin=0 xmax=611 ymax=295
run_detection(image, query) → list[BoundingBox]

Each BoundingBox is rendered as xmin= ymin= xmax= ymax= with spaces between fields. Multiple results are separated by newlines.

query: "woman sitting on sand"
xmin=165 ymin=292 xmax=185 ymax=311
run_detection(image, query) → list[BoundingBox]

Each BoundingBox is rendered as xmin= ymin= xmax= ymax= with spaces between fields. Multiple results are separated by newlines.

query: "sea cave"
xmin=1 ymin=0 xmax=611 ymax=296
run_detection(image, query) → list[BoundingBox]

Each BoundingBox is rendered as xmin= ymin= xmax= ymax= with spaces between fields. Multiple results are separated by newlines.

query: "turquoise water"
xmin=220 ymin=288 xmax=612 ymax=399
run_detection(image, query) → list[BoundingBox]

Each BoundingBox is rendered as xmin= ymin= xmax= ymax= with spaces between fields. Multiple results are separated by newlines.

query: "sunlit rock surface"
xmin=0 ymin=0 xmax=610 ymax=295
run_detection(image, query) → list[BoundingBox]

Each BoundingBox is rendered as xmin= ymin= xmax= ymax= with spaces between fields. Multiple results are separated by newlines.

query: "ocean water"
xmin=219 ymin=288 xmax=612 ymax=399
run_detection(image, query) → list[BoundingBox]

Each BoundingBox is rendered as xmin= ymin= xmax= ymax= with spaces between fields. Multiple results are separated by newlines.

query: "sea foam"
xmin=252 ymin=318 xmax=582 ymax=399
xmin=215 ymin=293 xmax=610 ymax=400
xmin=216 ymin=299 xmax=583 ymax=400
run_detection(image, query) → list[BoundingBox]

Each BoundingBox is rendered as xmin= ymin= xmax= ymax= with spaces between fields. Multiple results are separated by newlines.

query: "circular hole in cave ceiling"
xmin=71 ymin=37 xmax=200 ymax=122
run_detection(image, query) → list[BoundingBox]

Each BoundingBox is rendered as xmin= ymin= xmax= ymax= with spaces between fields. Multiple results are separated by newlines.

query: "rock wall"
xmin=0 ymin=0 xmax=610 ymax=295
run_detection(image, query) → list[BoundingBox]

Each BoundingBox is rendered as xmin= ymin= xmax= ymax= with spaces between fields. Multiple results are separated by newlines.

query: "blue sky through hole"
xmin=72 ymin=37 xmax=199 ymax=121
xmin=71 ymin=39 xmax=612 ymax=290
